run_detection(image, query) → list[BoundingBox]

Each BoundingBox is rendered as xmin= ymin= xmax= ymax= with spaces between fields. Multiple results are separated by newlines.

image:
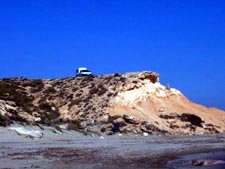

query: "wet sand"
xmin=0 ymin=126 xmax=225 ymax=169
xmin=167 ymin=150 xmax=225 ymax=169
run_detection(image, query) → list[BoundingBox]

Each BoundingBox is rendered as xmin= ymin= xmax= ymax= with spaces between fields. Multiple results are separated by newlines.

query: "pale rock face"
xmin=115 ymin=81 xmax=183 ymax=105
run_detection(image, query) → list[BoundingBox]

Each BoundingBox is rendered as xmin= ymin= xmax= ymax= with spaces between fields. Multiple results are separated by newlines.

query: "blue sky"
xmin=0 ymin=0 xmax=225 ymax=110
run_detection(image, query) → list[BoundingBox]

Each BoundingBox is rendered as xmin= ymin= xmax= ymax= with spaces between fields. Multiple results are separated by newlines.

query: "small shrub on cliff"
xmin=52 ymin=81 xmax=63 ymax=87
xmin=72 ymin=86 xmax=79 ymax=92
xmin=30 ymin=79 xmax=44 ymax=93
xmin=39 ymin=102 xmax=60 ymax=124
xmin=83 ymin=103 xmax=93 ymax=112
xmin=96 ymin=87 xmax=107 ymax=96
xmin=0 ymin=113 xmax=10 ymax=127
xmin=43 ymin=87 xmax=56 ymax=94
xmin=82 ymin=94 xmax=93 ymax=102
xmin=89 ymin=87 xmax=98 ymax=95
xmin=119 ymin=77 xmax=126 ymax=83
xmin=114 ymin=73 xmax=121 ymax=77
xmin=75 ymin=92 xmax=82 ymax=97
xmin=68 ymin=98 xmax=82 ymax=108
xmin=67 ymin=94 xmax=74 ymax=100
xmin=107 ymin=92 xmax=113 ymax=97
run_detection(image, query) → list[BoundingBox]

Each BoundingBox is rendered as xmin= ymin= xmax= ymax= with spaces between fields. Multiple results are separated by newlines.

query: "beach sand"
xmin=0 ymin=126 xmax=225 ymax=169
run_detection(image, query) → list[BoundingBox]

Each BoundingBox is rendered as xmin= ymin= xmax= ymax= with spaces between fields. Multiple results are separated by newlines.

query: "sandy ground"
xmin=0 ymin=126 xmax=225 ymax=169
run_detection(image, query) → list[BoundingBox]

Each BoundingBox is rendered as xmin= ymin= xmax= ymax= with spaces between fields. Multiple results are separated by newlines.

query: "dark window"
xmin=80 ymin=70 xmax=90 ymax=73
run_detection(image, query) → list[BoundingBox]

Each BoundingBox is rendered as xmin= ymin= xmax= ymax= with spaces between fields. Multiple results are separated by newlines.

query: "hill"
xmin=1 ymin=71 xmax=225 ymax=135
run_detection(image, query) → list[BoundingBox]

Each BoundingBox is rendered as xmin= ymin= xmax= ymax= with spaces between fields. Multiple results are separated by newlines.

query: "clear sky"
xmin=0 ymin=0 xmax=225 ymax=110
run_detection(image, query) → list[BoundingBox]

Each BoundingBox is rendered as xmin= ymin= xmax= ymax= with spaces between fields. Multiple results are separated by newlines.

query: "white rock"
xmin=143 ymin=132 xmax=149 ymax=136
xmin=8 ymin=126 xmax=43 ymax=138
xmin=51 ymin=107 xmax=56 ymax=111
xmin=78 ymin=112 xmax=84 ymax=116
xmin=34 ymin=117 xmax=41 ymax=122
xmin=99 ymin=136 xmax=104 ymax=139
xmin=59 ymin=124 xmax=68 ymax=130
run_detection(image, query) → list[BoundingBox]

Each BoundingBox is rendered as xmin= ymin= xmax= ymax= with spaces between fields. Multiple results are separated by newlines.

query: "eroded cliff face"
xmin=0 ymin=71 xmax=224 ymax=135
xmin=109 ymin=77 xmax=225 ymax=135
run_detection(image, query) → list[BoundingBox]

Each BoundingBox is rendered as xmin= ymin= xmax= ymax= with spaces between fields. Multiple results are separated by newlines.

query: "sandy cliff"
xmin=0 ymin=71 xmax=225 ymax=135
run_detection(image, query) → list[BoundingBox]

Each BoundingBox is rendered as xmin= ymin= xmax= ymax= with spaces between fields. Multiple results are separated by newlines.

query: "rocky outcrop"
xmin=138 ymin=71 xmax=159 ymax=83
xmin=0 ymin=71 xmax=225 ymax=135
